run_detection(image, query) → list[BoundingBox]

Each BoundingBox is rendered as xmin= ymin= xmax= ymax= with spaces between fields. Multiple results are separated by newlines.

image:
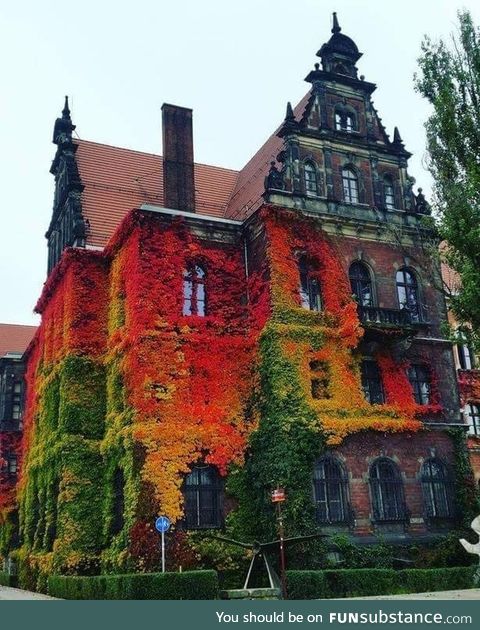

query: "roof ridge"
xmin=0 ymin=322 xmax=38 ymax=329
xmin=75 ymin=138 xmax=240 ymax=174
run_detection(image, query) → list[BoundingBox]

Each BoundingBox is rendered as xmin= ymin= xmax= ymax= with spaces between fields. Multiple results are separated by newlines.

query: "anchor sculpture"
xmin=459 ymin=514 xmax=480 ymax=587
xmin=210 ymin=533 xmax=328 ymax=592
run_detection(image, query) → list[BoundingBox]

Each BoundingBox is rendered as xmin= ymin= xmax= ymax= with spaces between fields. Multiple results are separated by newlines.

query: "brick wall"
xmin=332 ymin=430 xmax=456 ymax=535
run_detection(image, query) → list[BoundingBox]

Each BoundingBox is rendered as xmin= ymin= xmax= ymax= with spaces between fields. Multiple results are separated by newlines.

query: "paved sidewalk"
xmin=0 ymin=585 xmax=58 ymax=600
xmin=349 ymin=589 xmax=480 ymax=600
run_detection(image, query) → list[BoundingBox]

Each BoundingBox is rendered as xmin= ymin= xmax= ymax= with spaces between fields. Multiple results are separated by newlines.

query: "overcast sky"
xmin=1 ymin=0 xmax=479 ymax=326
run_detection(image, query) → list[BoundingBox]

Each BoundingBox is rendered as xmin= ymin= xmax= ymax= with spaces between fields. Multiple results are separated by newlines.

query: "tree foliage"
xmin=416 ymin=10 xmax=480 ymax=347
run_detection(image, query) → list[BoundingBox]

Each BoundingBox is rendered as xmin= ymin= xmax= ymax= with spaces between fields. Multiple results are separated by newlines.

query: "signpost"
xmin=271 ymin=487 xmax=287 ymax=599
xmin=155 ymin=515 xmax=171 ymax=573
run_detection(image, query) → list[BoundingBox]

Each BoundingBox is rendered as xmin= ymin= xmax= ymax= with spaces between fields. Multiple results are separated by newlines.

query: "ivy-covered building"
xmin=0 ymin=323 xmax=36 ymax=555
xmin=1 ymin=13 xmax=477 ymax=585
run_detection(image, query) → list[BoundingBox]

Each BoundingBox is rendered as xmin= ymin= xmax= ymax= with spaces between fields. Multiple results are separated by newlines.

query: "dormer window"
xmin=304 ymin=162 xmax=317 ymax=196
xmin=384 ymin=176 xmax=395 ymax=210
xmin=334 ymin=107 xmax=356 ymax=132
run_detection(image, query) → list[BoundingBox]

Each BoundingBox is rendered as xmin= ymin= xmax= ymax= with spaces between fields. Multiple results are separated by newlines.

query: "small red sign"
xmin=271 ymin=487 xmax=286 ymax=503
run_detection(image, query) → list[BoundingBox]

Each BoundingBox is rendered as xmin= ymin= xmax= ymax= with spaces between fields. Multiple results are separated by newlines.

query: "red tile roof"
xmin=75 ymin=91 xmax=311 ymax=247
xmin=0 ymin=324 xmax=37 ymax=358
xmin=76 ymin=140 xmax=239 ymax=249
xmin=224 ymin=91 xmax=312 ymax=220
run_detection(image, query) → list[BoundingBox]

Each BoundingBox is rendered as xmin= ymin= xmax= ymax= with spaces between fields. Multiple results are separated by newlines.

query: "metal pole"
xmin=161 ymin=530 xmax=165 ymax=573
xmin=277 ymin=502 xmax=287 ymax=599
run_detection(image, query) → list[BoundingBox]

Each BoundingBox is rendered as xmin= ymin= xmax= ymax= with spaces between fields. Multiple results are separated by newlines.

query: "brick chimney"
xmin=161 ymin=103 xmax=195 ymax=212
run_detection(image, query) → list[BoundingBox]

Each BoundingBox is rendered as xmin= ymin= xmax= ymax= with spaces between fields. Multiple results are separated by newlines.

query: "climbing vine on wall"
xmin=2 ymin=205 xmax=452 ymax=580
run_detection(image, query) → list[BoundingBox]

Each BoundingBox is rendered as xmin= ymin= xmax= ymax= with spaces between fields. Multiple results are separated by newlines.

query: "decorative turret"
xmin=46 ymin=97 xmax=86 ymax=273
xmin=317 ymin=12 xmax=362 ymax=78
xmin=52 ymin=96 xmax=76 ymax=145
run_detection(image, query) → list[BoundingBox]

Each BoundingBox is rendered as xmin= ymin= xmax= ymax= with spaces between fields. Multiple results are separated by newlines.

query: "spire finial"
xmin=285 ymin=101 xmax=294 ymax=121
xmin=332 ymin=12 xmax=341 ymax=34
xmin=62 ymin=95 xmax=71 ymax=121
xmin=393 ymin=126 xmax=403 ymax=145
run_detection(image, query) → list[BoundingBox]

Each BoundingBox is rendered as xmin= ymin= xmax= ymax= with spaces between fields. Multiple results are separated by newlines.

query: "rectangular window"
xmin=361 ymin=360 xmax=384 ymax=404
xmin=11 ymin=381 xmax=23 ymax=425
xmin=457 ymin=342 xmax=474 ymax=370
xmin=466 ymin=404 xmax=480 ymax=436
xmin=408 ymin=364 xmax=431 ymax=405
xmin=298 ymin=257 xmax=322 ymax=312
xmin=310 ymin=360 xmax=330 ymax=400
xmin=7 ymin=455 xmax=17 ymax=477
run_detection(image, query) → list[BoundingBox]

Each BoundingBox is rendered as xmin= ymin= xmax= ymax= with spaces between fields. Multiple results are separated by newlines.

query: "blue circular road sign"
xmin=155 ymin=516 xmax=171 ymax=533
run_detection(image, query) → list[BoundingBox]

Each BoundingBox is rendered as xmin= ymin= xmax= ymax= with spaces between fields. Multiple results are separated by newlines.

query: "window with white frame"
xmin=466 ymin=404 xmax=480 ymax=436
xmin=304 ymin=162 xmax=317 ymax=196
xmin=342 ymin=167 xmax=359 ymax=204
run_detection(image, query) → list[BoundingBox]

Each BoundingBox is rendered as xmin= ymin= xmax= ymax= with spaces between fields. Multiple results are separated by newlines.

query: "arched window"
xmin=304 ymin=162 xmax=317 ymax=196
xmin=421 ymin=458 xmax=455 ymax=521
xmin=396 ymin=267 xmax=420 ymax=321
xmin=313 ymin=456 xmax=350 ymax=524
xmin=342 ymin=167 xmax=359 ymax=204
xmin=298 ymin=256 xmax=322 ymax=312
xmin=183 ymin=264 xmax=206 ymax=316
xmin=384 ymin=176 xmax=395 ymax=210
xmin=361 ymin=360 xmax=385 ymax=404
xmin=111 ymin=468 xmax=125 ymax=536
xmin=183 ymin=465 xmax=223 ymax=529
xmin=345 ymin=114 xmax=355 ymax=132
xmin=369 ymin=458 xmax=407 ymax=523
xmin=407 ymin=364 xmax=431 ymax=405
xmin=334 ymin=111 xmax=343 ymax=130
xmin=349 ymin=262 xmax=373 ymax=307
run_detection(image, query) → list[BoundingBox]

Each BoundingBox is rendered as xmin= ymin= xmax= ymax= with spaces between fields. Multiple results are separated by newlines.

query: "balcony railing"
xmin=358 ymin=305 xmax=424 ymax=328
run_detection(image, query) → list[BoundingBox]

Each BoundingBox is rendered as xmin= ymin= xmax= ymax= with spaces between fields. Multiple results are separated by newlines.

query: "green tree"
xmin=416 ymin=10 xmax=480 ymax=348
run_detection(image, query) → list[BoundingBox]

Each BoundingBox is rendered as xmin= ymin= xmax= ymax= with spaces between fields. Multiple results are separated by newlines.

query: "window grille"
xmin=421 ymin=458 xmax=455 ymax=521
xmin=313 ymin=456 xmax=351 ymax=524
xmin=369 ymin=458 xmax=408 ymax=523
xmin=183 ymin=465 xmax=223 ymax=529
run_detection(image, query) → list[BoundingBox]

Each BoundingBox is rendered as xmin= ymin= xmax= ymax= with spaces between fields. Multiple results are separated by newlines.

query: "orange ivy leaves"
xmin=261 ymin=206 xmax=424 ymax=445
xmin=110 ymin=214 xmax=255 ymax=522
xmin=262 ymin=207 xmax=361 ymax=347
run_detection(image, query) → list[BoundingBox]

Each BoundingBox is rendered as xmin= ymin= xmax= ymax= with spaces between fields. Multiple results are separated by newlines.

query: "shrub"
xmin=0 ymin=571 xmax=17 ymax=588
xmin=286 ymin=566 xmax=476 ymax=599
xmin=48 ymin=569 xmax=218 ymax=600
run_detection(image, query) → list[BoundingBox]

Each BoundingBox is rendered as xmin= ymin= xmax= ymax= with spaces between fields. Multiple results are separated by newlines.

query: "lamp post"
xmin=271 ymin=486 xmax=287 ymax=599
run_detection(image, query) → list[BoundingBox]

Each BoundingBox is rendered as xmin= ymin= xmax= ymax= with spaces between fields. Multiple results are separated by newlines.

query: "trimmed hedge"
xmin=0 ymin=571 xmax=17 ymax=588
xmin=47 ymin=570 xmax=218 ymax=600
xmin=286 ymin=566 xmax=476 ymax=599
